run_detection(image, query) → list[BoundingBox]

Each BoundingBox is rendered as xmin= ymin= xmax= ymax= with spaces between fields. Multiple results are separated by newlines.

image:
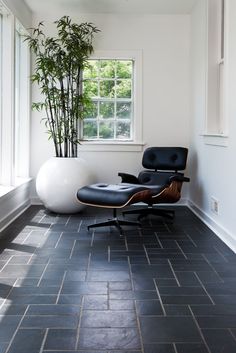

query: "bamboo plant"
xmin=25 ymin=16 xmax=99 ymax=157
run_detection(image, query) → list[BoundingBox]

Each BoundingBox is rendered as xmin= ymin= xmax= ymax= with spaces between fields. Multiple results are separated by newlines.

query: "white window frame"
xmin=79 ymin=50 xmax=144 ymax=152
xmin=0 ymin=6 xmax=15 ymax=186
xmin=0 ymin=2 xmax=30 ymax=194
xmin=203 ymin=0 xmax=228 ymax=147
xmin=14 ymin=20 xmax=30 ymax=182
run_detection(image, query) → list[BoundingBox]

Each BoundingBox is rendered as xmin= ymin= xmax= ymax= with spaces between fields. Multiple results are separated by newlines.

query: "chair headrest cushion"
xmin=142 ymin=147 xmax=188 ymax=171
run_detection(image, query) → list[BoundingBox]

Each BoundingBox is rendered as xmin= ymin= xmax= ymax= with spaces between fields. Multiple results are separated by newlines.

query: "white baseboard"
xmin=0 ymin=200 xmax=31 ymax=233
xmin=30 ymin=197 xmax=43 ymax=205
xmin=188 ymin=200 xmax=236 ymax=253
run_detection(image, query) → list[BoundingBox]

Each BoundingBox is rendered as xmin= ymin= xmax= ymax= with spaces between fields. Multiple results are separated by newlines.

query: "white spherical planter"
xmin=36 ymin=157 xmax=95 ymax=214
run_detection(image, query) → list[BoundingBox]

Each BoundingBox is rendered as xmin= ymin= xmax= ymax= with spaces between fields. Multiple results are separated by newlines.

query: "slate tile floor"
xmin=0 ymin=206 xmax=235 ymax=353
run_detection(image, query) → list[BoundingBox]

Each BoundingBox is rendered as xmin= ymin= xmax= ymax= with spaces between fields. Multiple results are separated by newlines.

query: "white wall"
xmin=3 ymin=0 xmax=31 ymax=27
xmin=30 ymin=12 xmax=191 ymax=199
xmin=189 ymin=0 xmax=236 ymax=251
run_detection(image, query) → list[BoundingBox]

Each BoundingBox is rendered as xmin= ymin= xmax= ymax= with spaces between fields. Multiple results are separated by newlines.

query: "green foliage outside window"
xmin=82 ymin=59 xmax=133 ymax=140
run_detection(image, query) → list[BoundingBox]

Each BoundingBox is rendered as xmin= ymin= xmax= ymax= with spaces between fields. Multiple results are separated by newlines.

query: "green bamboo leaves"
xmin=25 ymin=16 xmax=100 ymax=157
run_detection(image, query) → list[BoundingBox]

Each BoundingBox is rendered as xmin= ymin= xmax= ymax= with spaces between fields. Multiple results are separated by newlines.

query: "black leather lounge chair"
xmin=119 ymin=146 xmax=190 ymax=220
xmin=77 ymin=147 xmax=189 ymax=234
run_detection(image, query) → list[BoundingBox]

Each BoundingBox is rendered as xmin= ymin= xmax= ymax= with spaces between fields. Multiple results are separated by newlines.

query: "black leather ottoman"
xmin=77 ymin=183 xmax=152 ymax=235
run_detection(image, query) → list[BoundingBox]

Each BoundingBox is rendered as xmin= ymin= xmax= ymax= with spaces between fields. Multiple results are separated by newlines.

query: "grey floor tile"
xmin=140 ymin=316 xmax=202 ymax=343
xmin=144 ymin=343 xmax=175 ymax=353
xmin=20 ymin=315 xmax=79 ymax=328
xmin=0 ymin=205 xmax=235 ymax=353
xmin=78 ymin=327 xmax=141 ymax=349
xmin=44 ymin=329 xmax=77 ymax=350
xmin=6 ymin=328 xmax=45 ymax=353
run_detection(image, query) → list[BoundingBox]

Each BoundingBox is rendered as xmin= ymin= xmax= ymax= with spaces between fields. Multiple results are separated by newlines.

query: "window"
xmin=0 ymin=11 xmax=3 ymax=180
xmin=82 ymin=59 xmax=133 ymax=141
xmin=79 ymin=51 xmax=143 ymax=150
xmin=14 ymin=21 xmax=30 ymax=181
xmin=218 ymin=0 xmax=225 ymax=134
xmin=205 ymin=0 xmax=227 ymax=145
xmin=0 ymin=2 xmax=30 ymax=190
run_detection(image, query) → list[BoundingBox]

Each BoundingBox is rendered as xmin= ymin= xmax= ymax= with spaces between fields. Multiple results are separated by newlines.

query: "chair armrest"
xmin=170 ymin=175 xmax=190 ymax=183
xmin=118 ymin=172 xmax=140 ymax=184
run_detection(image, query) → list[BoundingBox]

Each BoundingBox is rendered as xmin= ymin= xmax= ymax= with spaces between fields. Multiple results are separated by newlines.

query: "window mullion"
xmin=1 ymin=13 xmax=15 ymax=186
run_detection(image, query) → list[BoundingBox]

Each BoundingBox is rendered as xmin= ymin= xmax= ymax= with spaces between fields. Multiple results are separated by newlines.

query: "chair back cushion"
xmin=138 ymin=171 xmax=182 ymax=186
xmin=142 ymin=147 xmax=188 ymax=171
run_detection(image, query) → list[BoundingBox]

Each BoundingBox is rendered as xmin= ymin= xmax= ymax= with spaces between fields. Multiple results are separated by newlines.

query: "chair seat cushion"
xmin=77 ymin=183 xmax=160 ymax=208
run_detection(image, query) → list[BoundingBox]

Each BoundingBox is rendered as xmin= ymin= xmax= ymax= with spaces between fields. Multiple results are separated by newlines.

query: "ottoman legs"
xmin=87 ymin=209 xmax=141 ymax=235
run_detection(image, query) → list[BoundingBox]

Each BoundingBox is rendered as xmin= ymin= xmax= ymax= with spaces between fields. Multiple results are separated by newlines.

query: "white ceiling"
xmin=24 ymin=0 xmax=198 ymax=15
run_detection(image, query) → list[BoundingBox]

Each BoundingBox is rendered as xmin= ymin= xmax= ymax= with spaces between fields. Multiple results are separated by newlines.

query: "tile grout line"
xmin=154 ymin=233 xmax=164 ymax=249
xmin=54 ymin=232 xmax=63 ymax=248
xmin=134 ymin=300 xmax=145 ymax=353
xmin=108 ymin=245 xmax=111 ymax=262
xmin=75 ymin=295 xmax=85 ymax=350
xmin=65 ymin=215 xmax=71 ymax=226
xmin=55 ymin=271 xmax=67 ymax=304
xmin=39 ymin=328 xmax=49 ymax=353
xmin=90 ymin=230 xmax=95 ymax=247
xmin=69 ymin=240 xmax=77 ymax=259
xmin=185 ymin=231 xmax=198 ymax=247
xmin=153 ymin=278 xmax=167 ymax=316
xmin=4 ymin=303 xmax=30 ymax=353
xmin=188 ymin=305 xmax=212 ymax=353
xmin=0 ymin=278 xmax=19 ymax=309
xmin=37 ymin=261 xmax=50 ymax=287
xmin=167 ymin=259 xmax=181 ymax=287
xmin=85 ymin=253 xmax=92 ymax=281
xmin=124 ymin=236 xmax=129 ymax=251
xmin=229 ymin=328 xmax=236 ymax=342
xmin=143 ymin=245 xmax=151 ymax=265
xmin=127 ymin=256 xmax=135 ymax=291
xmin=27 ymin=253 xmax=35 ymax=265
xmin=201 ymin=254 xmax=224 ymax=283
xmin=77 ymin=219 xmax=82 ymax=233
xmin=214 ymin=246 xmax=229 ymax=263
xmin=173 ymin=342 xmax=178 ymax=353
xmin=194 ymin=272 xmax=215 ymax=305
xmin=175 ymin=241 xmax=188 ymax=259
xmin=21 ymin=230 xmax=33 ymax=245
xmin=0 ymin=255 xmax=14 ymax=273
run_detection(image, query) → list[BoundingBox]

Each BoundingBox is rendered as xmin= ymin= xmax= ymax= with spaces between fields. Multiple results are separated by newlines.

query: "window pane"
xmin=83 ymin=60 xmax=99 ymax=79
xmin=99 ymin=121 xmax=114 ymax=139
xmin=117 ymin=102 xmax=131 ymax=119
xmin=14 ymin=31 xmax=20 ymax=176
xmin=116 ymin=121 xmax=131 ymax=139
xmin=100 ymin=102 xmax=114 ymax=119
xmin=84 ymin=101 xmax=98 ymax=119
xmin=82 ymin=58 xmax=134 ymax=141
xmin=83 ymin=121 xmax=98 ymax=139
xmin=100 ymin=80 xmax=115 ymax=98
xmin=116 ymin=60 xmax=132 ymax=79
xmin=116 ymin=80 xmax=132 ymax=98
xmin=83 ymin=80 xmax=98 ymax=98
xmin=100 ymin=60 xmax=116 ymax=78
xmin=14 ymin=25 xmax=30 ymax=179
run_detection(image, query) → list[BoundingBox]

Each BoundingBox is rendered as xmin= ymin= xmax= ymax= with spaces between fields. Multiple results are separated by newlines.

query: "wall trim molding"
xmin=0 ymin=180 xmax=32 ymax=234
xmin=188 ymin=200 xmax=236 ymax=253
xmin=0 ymin=199 xmax=31 ymax=233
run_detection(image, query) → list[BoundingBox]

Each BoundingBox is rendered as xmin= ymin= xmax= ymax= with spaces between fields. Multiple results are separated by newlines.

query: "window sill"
xmin=79 ymin=141 xmax=145 ymax=152
xmin=0 ymin=178 xmax=32 ymax=200
xmin=201 ymin=133 xmax=229 ymax=147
